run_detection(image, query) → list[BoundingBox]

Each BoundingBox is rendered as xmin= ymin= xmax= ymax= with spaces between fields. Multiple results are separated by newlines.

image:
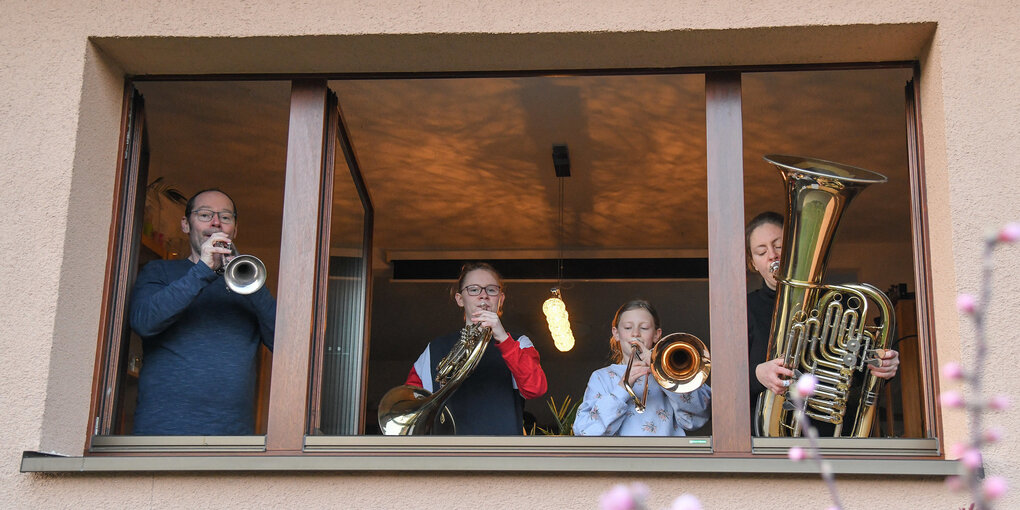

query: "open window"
xmin=76 ymin=63 xmax=946 ymax=470
xmin=89 ymin=80 xmax=290 ymax=450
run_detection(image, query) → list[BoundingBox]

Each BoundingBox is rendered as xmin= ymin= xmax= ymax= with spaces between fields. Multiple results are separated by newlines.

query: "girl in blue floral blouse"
xmin=572 ymin=300 xmax=711 ymax=436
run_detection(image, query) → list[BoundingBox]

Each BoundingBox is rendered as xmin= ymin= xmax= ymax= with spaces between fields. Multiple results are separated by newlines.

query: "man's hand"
xmin=199 ymin=232 xmax=233 ymax=271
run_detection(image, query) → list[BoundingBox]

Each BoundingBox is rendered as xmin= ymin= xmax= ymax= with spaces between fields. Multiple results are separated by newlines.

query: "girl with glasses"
xmin=403 ymin=262 xmax=548 ymax=435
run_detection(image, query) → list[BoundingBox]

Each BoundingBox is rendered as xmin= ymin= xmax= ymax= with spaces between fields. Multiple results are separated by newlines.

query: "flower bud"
xmin=989 ymin=394 xmax=1011 ymax=411
xmin=669 ymin=494 xmax=703 ymax=510
xmin=948 ymin=442 xmax=968 ymax=457
xmin=984 ymin=476 xmax=1008 ymax=500
xmin=940 ymin=390 xmax=964 ymax=408
xmin=998 ymin=222 xmax=1020 ymax=243
xmin=941 ymin=361 xmax=964 ymax=380
xmin=787 ymin=446 xmax=806 ymax=461
xmin=983 ymin=427 xmax=1004 ymax=443
xmin=961 ymin=448 xmax=982 ymax=470
xmin=600 ymin=485 xmax=635 ymax=510
xmin=629 ymin=482 xmax=650 ymax=503
xmin=945 ymin=475 xmax=965 ymax=492
xmin=795 ymin=374 xmax=818 ymax=399
xmin=956 ymin=294 xmax=977 ymax=314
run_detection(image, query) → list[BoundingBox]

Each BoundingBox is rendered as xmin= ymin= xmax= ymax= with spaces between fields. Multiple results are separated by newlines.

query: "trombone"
xmin=622 ymin=332 xmax=711 ymax=413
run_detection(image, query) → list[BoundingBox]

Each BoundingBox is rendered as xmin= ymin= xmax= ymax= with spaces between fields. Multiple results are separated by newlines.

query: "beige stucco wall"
xmin=2 ymin=1 xmax=1018 ymax=508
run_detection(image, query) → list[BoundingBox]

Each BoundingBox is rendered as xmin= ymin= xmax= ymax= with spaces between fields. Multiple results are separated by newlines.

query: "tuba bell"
xmin=378 ymin=323 xmax=492 ymax=435
xmin=218 ymin=243 xmax=267 ymax=295
xmin=623 ymin=332 xmax=711 ymax=413
xmin=755 ymin=155 xmax=895 ymax=438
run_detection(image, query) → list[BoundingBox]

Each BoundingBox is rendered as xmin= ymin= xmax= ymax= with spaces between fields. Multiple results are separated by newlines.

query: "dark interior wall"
xmin=365 ymin=271 xmax=712 ymax=433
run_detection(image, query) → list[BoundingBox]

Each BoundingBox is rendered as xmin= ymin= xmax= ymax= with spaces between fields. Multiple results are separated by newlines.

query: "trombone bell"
xmin=651 ymin=333 xmax=711 ymax=395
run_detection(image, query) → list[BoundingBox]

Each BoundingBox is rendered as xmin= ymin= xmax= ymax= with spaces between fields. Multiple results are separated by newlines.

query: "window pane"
xmin=312 ymin=99 xmax=370 ymax=435
xmin=112 ymin=80 xmax=289 ymax=436
xmin=741 ymin=68 xmax=927 ymax=438
xmin=329 ymin=74 xmax=711 ymax=437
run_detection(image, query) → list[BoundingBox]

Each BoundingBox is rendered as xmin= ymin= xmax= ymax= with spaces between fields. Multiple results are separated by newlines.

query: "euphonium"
xmin=217 ymin=243 xmax=267 ymax=295
xmin=755 ymin=155 xmax=895 ymax=438
xmin=378 ymin=323 xmax=492 ymax=435
xmin=623 ymin=333 xmax=711 ymax=413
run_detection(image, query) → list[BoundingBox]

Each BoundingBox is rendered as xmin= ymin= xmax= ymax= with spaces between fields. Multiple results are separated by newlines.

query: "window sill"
xmin=23 ymin=436 xmax=959 ymax=476
xmin=752 ymin=437 xmax=940 ymax=456
xmin=89 ymin=435 xmax=266 ymax=453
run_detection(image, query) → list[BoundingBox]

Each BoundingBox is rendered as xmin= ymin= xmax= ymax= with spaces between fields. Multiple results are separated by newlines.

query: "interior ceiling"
xmin=138 ymin=67 xmax=914 ymax=263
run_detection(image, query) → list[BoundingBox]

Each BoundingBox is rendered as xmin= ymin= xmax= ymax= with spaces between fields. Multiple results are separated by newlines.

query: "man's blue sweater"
xmin=129 ymin=259 xmax=275 ymax=435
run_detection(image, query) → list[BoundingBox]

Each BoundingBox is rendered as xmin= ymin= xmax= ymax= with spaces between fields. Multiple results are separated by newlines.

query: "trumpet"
xmin=216 ymin=242 xmax=267 ymax=295
xmin=622 ymin=332 xmax=711 ymax=413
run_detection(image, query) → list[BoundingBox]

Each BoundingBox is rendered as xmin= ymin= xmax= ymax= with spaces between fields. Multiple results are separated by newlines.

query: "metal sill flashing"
xmin=23 ymin=453 xmax=959 ymax=477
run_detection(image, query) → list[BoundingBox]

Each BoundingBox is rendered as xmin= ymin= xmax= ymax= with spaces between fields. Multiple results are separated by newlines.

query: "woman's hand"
xmin=868 ymin=348 xmax=900 ymax=380
xmin=470 ymin=309 xmax=509 ymax=342
xmin=755 ymin=357 xmax=794 ymax=394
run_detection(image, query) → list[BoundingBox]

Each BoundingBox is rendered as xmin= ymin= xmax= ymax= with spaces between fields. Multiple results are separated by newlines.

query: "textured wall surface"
xmin=2 ymin=1 xmax=1018 ymax=508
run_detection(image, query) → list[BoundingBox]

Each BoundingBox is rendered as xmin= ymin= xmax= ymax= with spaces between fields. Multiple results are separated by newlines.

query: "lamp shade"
xmin=542 ymin=289 xmax=575 ymax=352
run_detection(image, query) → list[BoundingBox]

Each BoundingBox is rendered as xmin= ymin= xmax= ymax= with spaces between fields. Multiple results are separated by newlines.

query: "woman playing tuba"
xmin=746 ymin=176 xmax=901 ymax=437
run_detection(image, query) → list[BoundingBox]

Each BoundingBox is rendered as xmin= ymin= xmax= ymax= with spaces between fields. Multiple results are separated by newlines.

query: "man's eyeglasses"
xmin=460 ymin=284 xmax=501 ymax=296
xmin=192 ymin=209 xmax=236 ymax=224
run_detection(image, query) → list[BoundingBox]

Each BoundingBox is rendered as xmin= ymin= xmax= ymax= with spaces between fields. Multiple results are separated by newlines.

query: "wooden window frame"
xmin=55 ymin=62 xmax=956 ymax=475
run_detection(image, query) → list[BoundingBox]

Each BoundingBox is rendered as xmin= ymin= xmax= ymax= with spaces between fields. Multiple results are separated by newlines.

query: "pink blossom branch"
xmin=946 ymin=222 xmax=1018 ymax=509
xmin=788 ymin=374 xmax=844 ymax=510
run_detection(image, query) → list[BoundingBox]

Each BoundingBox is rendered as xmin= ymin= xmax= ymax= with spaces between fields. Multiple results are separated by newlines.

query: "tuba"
xmin=378 ymin=323 xmax=492 ymax=435
xmin=623 ymin=332 xmax=711 ymax=413
xmin=755 ymin=155 xmax=895 ymax=438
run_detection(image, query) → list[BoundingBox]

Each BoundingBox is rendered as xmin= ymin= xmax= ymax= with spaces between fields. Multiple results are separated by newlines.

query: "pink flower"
xmin=984 ymin=426 xmax=1004 ymax=443
xmin=941 ymin=362 xmax=964 ymax=380
xmin=948 ymin=442 xmax=968 ymax=457
xmin=956 ymin=294 xmax=977 ymax=314
xmin=989 ymin=394 xmax=1011 ymax=410
xmin=998 ymin=222 xmax=1020 ymax=243
xmin=940 ymin=390 xmax=964 ymax=408
xmin=600 ymin=485 xmax=635 ymax=510
xmin=984 ymin=476 xmax=1008 ymax=500
xmin=788 ymin=446 xmax=806 ymax=461
xmin=669 ymin=494 xmax=703 ymax=510
xmin=961 ymin=448 xmax=982 ymax=469
xmin=628 ymin=482 xmax=650 ymax=504
xmin=945 ymin=475 xmax=965 ymax=492
xmin=794 ymin=374 xmax=818 ymax=398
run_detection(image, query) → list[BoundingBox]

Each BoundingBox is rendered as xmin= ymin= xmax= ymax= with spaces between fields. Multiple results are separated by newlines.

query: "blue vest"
xmin=428 ymin=331 xmax=524 ymax=435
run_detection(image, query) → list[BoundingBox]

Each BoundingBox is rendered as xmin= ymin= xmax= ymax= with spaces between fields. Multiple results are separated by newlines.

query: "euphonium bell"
xmin=623 ymin=332 xmax=711 ymax=413
xmin=218 ymin=243 xmax=267 ymax=295
xmin=378 ymin=323 xmax=492 ymax=435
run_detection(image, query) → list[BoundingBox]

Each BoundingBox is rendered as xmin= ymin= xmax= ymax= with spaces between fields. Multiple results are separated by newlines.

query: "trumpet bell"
xmin=651 ymin=332 xmax=711 ymax=395
xmin=224 ymin=254 xmax=267 ymax=294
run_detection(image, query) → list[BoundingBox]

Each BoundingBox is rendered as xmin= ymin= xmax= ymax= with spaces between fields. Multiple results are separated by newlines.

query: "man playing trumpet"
xmin=130 ymin=188 xmax=276 ymax=435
